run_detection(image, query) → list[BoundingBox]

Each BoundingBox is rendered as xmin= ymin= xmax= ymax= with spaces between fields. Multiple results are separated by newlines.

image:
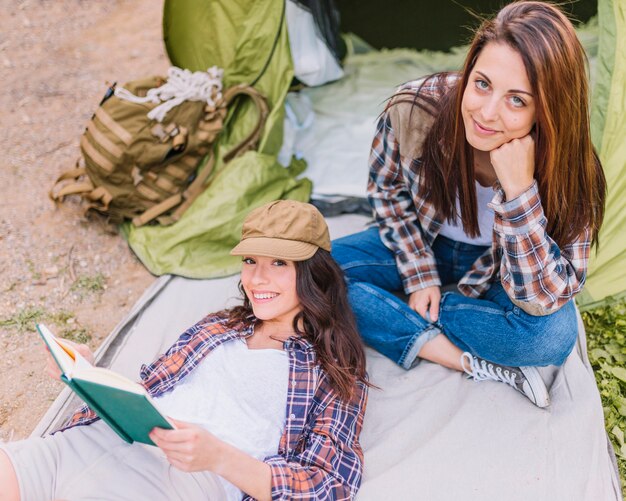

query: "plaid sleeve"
xmin=490 ymin=181 xmax=590 ymax=315
xmin=261 ymin=381 xmax=368 ymax=500
xmin=367 ymin=113 xmax=440 ymax=293
xmin=61 ymin=403 xmax=98 ymax=429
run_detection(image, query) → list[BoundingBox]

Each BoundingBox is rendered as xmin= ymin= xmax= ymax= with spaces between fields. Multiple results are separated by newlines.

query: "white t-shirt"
xmin=438 ymin=180 xmax=495 ymax=246
xmin=154 ymin=338 xmax=290 ymax=500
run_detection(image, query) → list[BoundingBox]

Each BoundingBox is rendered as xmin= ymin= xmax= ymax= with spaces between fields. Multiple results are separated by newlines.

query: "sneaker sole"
xmin=520 ymin=366 xmax=550 ymax=408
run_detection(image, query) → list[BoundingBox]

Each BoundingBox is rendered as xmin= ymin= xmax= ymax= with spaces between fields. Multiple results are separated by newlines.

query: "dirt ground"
xmin=0 ymin=0 xmax=169 ymax=441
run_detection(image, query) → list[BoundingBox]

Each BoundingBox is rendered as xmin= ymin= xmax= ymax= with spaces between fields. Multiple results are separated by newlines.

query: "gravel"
xmin=0 ymin=0 xmax=168 ymax=439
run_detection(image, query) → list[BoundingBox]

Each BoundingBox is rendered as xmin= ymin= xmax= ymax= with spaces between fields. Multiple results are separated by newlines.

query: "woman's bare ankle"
xmin=417 ymin=334 xmax=464 ymax=371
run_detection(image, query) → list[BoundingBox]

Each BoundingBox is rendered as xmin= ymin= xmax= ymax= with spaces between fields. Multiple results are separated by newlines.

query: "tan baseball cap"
xmin=230 ymin=200 xmax=331 ymax=261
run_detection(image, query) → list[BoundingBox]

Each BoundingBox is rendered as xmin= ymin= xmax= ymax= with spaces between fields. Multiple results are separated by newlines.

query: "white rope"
xmin=461 ymin=352 xmax=518 ymax=387
xmin=114 ymin=66 xmax=224 ymax=122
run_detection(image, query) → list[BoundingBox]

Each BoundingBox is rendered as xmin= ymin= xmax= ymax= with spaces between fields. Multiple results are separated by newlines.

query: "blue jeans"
xmin=332 ymin=227 xmax=577 ymax=369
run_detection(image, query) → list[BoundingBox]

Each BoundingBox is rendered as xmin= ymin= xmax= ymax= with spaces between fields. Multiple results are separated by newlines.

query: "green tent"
xmin=125 ymin=0 xmax=625 ymax=307
xmin=582 ymin=0 xmax=626 ymax=308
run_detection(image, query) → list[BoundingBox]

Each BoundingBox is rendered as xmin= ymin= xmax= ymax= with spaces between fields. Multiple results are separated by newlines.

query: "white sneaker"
xmin=461 ymin=352 xmax=550 ymax=408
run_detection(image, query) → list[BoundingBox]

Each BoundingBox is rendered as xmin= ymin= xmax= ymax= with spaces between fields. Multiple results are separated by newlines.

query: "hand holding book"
xmin=43 ymin=337 xmax=94 ymax=381
xmin=36 ymin=323 xmax=174 ymax=445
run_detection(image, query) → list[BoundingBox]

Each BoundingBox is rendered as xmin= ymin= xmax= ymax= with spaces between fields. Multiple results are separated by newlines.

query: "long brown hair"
xmin=413 ymin=1 xmax=605 ymax=247
xmin=225 ymin=249 xmax=368 ymax=402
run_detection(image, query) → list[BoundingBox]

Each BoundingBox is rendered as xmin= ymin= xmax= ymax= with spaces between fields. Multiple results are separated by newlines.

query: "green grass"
xmin=60 ymin=326 xmax=92 ymax=344
xmin=0 ymin=307 xmax=47 ymax=332
xmin=25 ymin=259 xmax=41 ymax=281
xmin=70 ymin=273 xmax=106 ymax=297
xmin=48 ymin=310 xmax=75 ymax=325
xmin=0 ymin=308 xmax=91 ymax=345
xmin=582 ymin=298 xmax=626 ymax=495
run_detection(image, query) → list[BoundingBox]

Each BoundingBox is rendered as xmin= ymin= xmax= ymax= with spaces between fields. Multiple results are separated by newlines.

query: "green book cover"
xmin=37 ymin=323 xmax=174 ymax=446
xmin=67 ymin=378 xmax=173 ymax=445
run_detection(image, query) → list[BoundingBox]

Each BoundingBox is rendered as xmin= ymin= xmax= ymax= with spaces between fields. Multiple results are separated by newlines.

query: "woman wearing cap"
xmin=0 ymin=201 xmax=369 ymax=501
xmin=333 ymin=2 xmax=605 ymax=408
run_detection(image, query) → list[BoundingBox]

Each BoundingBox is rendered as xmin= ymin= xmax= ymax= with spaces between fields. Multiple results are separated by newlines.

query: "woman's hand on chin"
xmin=490 ymin=134 xmax=535 ymax=201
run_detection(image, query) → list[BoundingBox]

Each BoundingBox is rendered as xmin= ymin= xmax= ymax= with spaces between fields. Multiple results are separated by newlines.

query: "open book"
xmin=37 ymin=323 xmax=173 ymax=445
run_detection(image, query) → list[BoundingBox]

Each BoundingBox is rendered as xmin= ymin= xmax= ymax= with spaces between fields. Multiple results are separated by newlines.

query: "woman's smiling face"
xmin=461 ymin=42 xmax=536 ymax=152
xmin=240 ymin=255 xmax=301 ymax=327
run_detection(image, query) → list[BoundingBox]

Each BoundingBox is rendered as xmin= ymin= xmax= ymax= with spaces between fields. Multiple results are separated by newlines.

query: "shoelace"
xmin=460 ymin=352 xmax=519 ymax=389
xmin=114 ymin=66 xmax=224 ymax=122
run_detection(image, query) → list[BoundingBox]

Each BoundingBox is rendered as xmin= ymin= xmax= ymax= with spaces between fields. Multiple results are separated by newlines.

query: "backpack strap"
xmin=49 ymin=166 xmax=94 ymax=202
xmin=49 ymin=165 xmax=114 ymax=219
xmin=132 ymin=193 xmax=183 ymax=227
xmin=220 ymin=84 xmax=269 ymax=162
xmin=156 ymin=154 xmax=217 ymax=225
xmin=86 ymin=186 xmax=114 ymax=210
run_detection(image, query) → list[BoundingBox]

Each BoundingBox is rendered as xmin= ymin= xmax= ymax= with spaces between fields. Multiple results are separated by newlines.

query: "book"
xmin=36 ymin=323 xmax=174 ymax=445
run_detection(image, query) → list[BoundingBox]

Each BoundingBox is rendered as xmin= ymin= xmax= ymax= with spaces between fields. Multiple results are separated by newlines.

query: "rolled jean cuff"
xmin=399 ymin=325 xmax=441 ymax=370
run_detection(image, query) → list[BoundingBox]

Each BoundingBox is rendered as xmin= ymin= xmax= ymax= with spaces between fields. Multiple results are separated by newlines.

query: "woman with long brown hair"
xmin=333 ymin=1 xmax=605 ymax=407
xmin=0 ymin=200 xmax=369 ymax=500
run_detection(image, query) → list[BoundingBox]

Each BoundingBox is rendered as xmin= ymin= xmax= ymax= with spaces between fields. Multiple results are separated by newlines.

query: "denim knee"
xmin=511 ymin=300 xmax=578 ymax=366
xmin=346 ymin=280 xmax=433 ymax=367
xmin=331 ymin=229 xmax=401 ymax=289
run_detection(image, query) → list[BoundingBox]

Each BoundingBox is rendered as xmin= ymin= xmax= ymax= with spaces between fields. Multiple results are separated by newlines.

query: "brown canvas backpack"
xmin=50 ymin=67 xmax=268 ymax=226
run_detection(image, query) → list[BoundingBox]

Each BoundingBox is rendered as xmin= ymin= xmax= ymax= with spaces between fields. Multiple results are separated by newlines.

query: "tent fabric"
xmin=291 ymin=0 xmax=343 ymax=63
xmin=163 ymin=0 xmax=294 ymax=166
xmin=582 ymin=0 xmax=626 ymax=308
xmin=279 ymin=42 xmax=466 ymax=197
xmin=124 ymin=0 xmax=311 ymax=278
xmin=34 ymin=215 xmax=622 ymax=500
xmin=286 ymin=0 xmax=344 ymax=86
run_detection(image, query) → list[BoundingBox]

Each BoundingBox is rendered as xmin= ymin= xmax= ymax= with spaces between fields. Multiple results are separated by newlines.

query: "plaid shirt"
xmin=368 ymin=76 xmax=591 ymax=315
xmin=63 ymin=314 xmax=368 ymax=500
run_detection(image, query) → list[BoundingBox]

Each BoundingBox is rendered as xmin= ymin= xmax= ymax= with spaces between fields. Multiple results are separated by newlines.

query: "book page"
xmin=72 ymin=365 xmax=145 ymax=395
xmin=36 ymin=324 xmax=77 ymax=376
xmin=37 ymin=324 xmax=146 ymax=394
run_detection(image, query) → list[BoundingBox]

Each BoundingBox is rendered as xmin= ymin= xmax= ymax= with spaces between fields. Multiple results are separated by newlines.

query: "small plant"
xmin=0 ymin=307 xmax=47 ymax=333
xmin=48 ymin=310 xmax=75 ymax=325
xmin=71 ymin=273 xmax=106 ymax=298
xmin=60 ymin=327 xmax=92 ymax=345
xmin=25 ymin=259 xmax=41 ymax=281
xmin=0 ymin=308 xmax=80 ymax=336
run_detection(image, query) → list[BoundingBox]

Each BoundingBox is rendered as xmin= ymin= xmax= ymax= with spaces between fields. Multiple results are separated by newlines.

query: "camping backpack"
xmin=50 ymin=66 xmax=269 ymax=226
